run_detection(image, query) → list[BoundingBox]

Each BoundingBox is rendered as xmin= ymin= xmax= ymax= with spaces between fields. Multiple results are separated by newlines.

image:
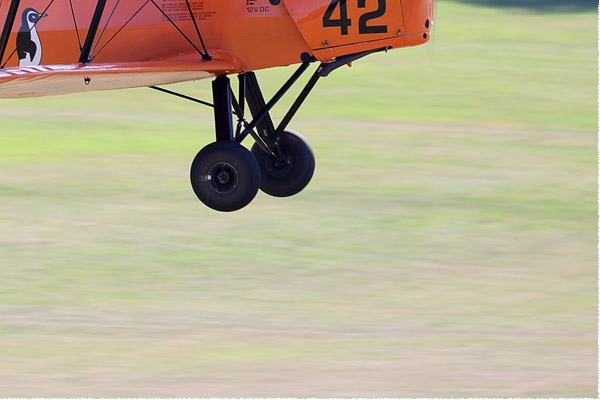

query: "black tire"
xmin=251 ymin=130 xmax=315 ymax=198
xmin=190 ymin=141 xmax=261 ymax=212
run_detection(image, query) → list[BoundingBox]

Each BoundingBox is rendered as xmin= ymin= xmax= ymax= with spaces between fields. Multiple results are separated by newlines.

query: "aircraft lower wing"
xmin=0 ymin=57 xmax=242 ymax=98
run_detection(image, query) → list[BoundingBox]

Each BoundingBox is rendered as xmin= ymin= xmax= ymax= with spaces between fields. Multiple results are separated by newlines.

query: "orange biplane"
xmin=0 ymin=0 xmax=433 ymax=211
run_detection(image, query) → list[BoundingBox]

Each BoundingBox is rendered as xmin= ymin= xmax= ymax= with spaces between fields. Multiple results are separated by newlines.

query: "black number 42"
xmin=322 ymin=0 xmax=388 ymax=36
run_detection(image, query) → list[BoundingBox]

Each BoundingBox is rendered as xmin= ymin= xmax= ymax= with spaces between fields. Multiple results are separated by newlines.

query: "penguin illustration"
xmin=16 ymin=8 xmax=47 ymax=67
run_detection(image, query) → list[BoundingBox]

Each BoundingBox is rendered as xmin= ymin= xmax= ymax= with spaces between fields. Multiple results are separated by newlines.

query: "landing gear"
xmin=251 ymin=130 xmax=315 ymax=198
xmin=190 ymin=141 xmax=260 ymax=212
xmin=151 ymin=50 xmax=381 ymax=211
xmin=188 ymin=61 xmax=322 ymax=212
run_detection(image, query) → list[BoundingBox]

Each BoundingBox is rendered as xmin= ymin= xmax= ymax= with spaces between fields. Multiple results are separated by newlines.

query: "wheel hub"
xmin=208 ymin=161 xmax=238 ymax=194
xmin=264 ymin=151 xmax=294 ymax=178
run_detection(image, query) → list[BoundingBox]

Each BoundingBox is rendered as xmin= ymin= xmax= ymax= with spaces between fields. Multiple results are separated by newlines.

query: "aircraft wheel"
xmin=190 ymin=141 xmax=261 ymax=212
xmin=251 ymin=130 xmax=315 ymax=198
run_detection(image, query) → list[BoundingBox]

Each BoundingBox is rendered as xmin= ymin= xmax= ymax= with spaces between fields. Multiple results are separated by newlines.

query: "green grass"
xmin=0 ymin=1 xmax=597 ymax=397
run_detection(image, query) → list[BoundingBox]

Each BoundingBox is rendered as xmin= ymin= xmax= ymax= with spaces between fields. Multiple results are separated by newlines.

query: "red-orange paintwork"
xmin=0 ymin=0 xmax=432 ymax=98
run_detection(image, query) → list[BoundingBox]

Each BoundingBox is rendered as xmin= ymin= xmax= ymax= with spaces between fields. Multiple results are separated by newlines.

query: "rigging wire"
xmin=90 ymin=0 xmax=121 ymax=58
xmin=1 ymin=0 xmax=212 ymax=66
xmin=89 ymin=0 xmax=149 ymax=61
xmin=149 ymin=85 xmax=213 ymax=108
xmin=90 ymin=0 xmax=211 ymax=62
xmin=68 ymin=0 xmax=82 ymax=50
xmin=183 ymin=0 xmax=211 ymax=60
xmin=148 ymin=0 xmax=211 ymax=60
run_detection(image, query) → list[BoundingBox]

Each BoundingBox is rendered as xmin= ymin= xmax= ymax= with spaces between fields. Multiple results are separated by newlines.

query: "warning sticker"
xmin=161 ymin=0 xmax=216 ymax=22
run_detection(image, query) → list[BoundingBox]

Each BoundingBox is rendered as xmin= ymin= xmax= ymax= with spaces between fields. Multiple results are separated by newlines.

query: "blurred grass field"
xmin=0 ymin=1 xmax=597 ymax=397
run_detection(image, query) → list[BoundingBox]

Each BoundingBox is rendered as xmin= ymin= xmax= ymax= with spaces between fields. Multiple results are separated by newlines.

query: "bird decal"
xmin=17 ymin=8 xmax=47 ymax=67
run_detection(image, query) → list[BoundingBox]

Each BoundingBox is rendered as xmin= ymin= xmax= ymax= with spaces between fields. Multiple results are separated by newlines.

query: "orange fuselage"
xmin=0 ymin=0 xmax=432 ymax=72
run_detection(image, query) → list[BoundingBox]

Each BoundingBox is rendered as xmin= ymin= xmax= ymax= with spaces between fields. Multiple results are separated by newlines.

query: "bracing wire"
xmin=184 ymin=0 xmax=211 ymax=60
xmin=91 ymin=0 xmax=211 ymax=62
xmin=68 ymin=0 xmax=82 ymax=50
xmin=90 ymin=0 xmax=121 ymax=58
xmin=89 ymin=0 xmax=149 ymax=60
xmin=1 ymin=0 xmax=213 ymax=65
xmin=148 ymin=0 xmax=210 ymax=60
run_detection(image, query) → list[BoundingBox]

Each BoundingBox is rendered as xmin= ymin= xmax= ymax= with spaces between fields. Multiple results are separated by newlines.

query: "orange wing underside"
xmin=0 ymin=56 xmax=241 ymax=98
